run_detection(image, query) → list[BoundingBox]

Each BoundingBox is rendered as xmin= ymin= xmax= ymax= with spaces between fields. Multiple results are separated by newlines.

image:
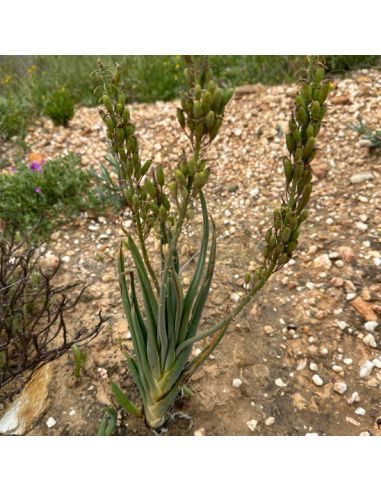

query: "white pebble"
xmin=230 ymin=293 xmax=240 ymax=303
xmin=334 ymin=382 xmax=348 ymax=394
xmin=326 ymin=218 xmax=334 ymax=225
xmin=363 ymin=333 xmax=377 ymax=348
xmin=275 ymin=378 xmax=287 ymax=388
xmin=336 ymin=320 xmax=347 ymax=330
xmin=348 ymin=391 xmax=360 ymax=404
xmin=194 ymin=428 xmax=206 ymax=436
xmin=343 ymin=358 xmax=353 ymax=365
xmin=265 ymin=417 xmax=275 ymax=426
xmin=61 ymin=256 xmax=70 ymax=263
xmin=355 ymin=407 xmax=366 ymax=416
xmin=232 ymin=378 xmax=242 ymax=388
xmin=346 ymin=293 xmax=357 ymax=301
xmin=332 ymin=365 xmax=343 ymax=373
xmin=356 ymin=222 xmax=368 ymax=232
xmin=364 ymin=320 xmax=379 ymax=333
xmin=309 ymin=362 xmax=318 ymax=371
xmin=374 ymin=258 xmax=381 ymax=267
xmin=246 ymin=419 xmax=258 ymax=432
xmin=68 ymin=409 xmax=76 ymax=417
xmin=359 ymin=360 xmax=374 ymax=378
xmin=312 ymin=374 xmax=324 ymax=386
xmin=372 ymin=358 xmax=381 ymax=369
xmin=46 ymin=417 xmax=57 ymax=428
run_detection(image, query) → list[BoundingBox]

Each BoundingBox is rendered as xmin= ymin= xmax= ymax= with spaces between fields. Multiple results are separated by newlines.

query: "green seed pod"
xmin=118 ymin=92 xmax=125 ymax=106
xmin=274 ymin=243 xmax=284 ymax=259
xmin=211 ymin=88 xmax=223 ymax=112
xmin=293 ymin=162 xmax=304 ymax=181
xmin=201 ymin=91 xmax=211 ymax=112
xmin=290 ymin=227 xmax=300 ymax=241
xmin=295 ymin=147 xmax=304 ymax=163
xmin=106 ymin=129 xmax=113 ymax=140
xmin=319 ymin=104 xmax=327 ymax=120
xmin=306 ymin=149 xmax=317 ymax=165
xmin=299 ymin=209 xmax=309 ymax=223
xmin=296 ymin=106 xmax=308 ymax=127
xmin=319 ymin=82 xmax=330 ymax=104
xmin=263 ymin=246 xmax=270 ymax=259
xmin=180 ymin=161 xmax=189 ymax=176
xmin=281 ymin=227 xmax=291 ymax=242
xmin=177 ymin=108 xmax=186 ymax=129
xmin=125 ymin=124 xmax=135 ymax=138
xmin=161 ymin=193 xmax=171 ymax=211
xmin=159 ymin=205 xmax=167 ymax=222
xmin=126 ymin=160 xmax=134 ymax=178
xmin=156 ymin=166 xmax=165 ymax=186
xmin=303 ymin=137 xmax=315 ymax=159
xmin=311 ymin=101 xmax=320 ymax=120
xmin=184 ymin=68 xmax=192 ymax=85
xmin=123 ymin=189 xmax=132 ymax=204
xmin=269 ymin=235 xmax=276 ymax=249
xmin=297 ymin=183 xmax=313 ymax=213
xmin=283 ymin=157 xmax=293 ymax=182
xmin=193 ymin=101 xmax=203 ymax=120
xmin=141 ymin=159 xmax=152 ymax=176
xmin=116 ymin=103 xmax=123 ymax=115
xmin=206 ymin=110 xmax=215 ymax=131
xmin=195 ymin=121 xmax=205 ymax=140
xmin=288 ymin=116 xmax=297 ymax=132
xmin=150 ymin=203 xmax=159 ymax=215
xmin=145 ymin=178 xmax=156 ymax=199
xmin=127 ymin=135 xmax=138 ymax=154
xmin=314 ymin=67 xmax=325 ymax=84
xmin=116 ymin=126 xmax=125 ymax=145
xmin=222 ymin=88 xmax=234 ymax=106
xmin=188 ymin=159 xmax=196 ymax=176
xmin=244 ymin=272 xmax=251 ymax=284
xmin=105 ymin=116 xmax=115 ymax=131
xmin=265 ymin=228 xmax=272 ymax=243
xmin=168 ymin=181 xmax=177 ymax=198
xmin=113 ymin=64 xmax=121 ymax=85
xmin=312 ymin=86 xmax=321 ymax=101
xmin=306 ymin=124 xmax=314 ymax=139
xmin=295 ymin=95 xmax=305 ymax=107
xmin=194 ymin=84 xmax=202 ymax=100
xmin=287 ymin=240 xmax=298 ymax=254
xmin=302 ymin=85 xmax=312 ymax=101
xmin=140 ymin=187 xmax=147 ymax=201
xmin=286 ymin=133 xmax=294 ymax=153
xmin=293 ymin=128 xmax=301 ymax=143
xmin=118 ymin=146 xmax=126 ymax=161
xmin=122 ymin=107 xmax=130 ymax=124
xmin=175 ymin=169 xmax=187 ymax=186
xmin=207 ymin=80 xmax=217 ymax=93
xmin=181 ymin=95 xmax=193 ymax=114
xmin=279 ymin=253 xmax=289 ymax=265
xmin=198 ymin=159 xmax=206 ymax=171
xmin=313 ymin=122 xmax=321 ymax=137
xmin=193 ymin=171 xmax=208 ymax=189
xmin=102 ymin=95 xmax=113 ymax=114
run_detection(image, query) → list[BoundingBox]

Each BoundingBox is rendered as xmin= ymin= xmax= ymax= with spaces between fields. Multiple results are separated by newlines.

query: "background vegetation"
xmin=1 ymin=55 xmax=380 ymax=142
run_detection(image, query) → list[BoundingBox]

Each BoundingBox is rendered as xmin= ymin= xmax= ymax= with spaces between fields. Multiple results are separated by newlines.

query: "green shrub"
xmin=0 ymin=153 xmax=96 ymax=239
xmin=43 ymin=87 xmax=75 ymax=126
xmin=0 ymin=94 xmax=29 ymax=141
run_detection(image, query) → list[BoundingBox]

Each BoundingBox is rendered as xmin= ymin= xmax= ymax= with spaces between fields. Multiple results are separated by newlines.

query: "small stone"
xmin=359 ymin=431 xmax=370 ymax=436
xmin=343 ymin=358 xmax=353 ymax=365
xmin=320 ymin=348 xmax=329 ymax=355
xmin=338 ymin=246 xmax=355 ymax=263
xmin=348 ymin=392 xmax=360 ymax=404
xmin=313 ymin=254 xmax=332 ymax=270
xmin=334 ymin=382 xmax=348 ymax=394
xmin=68 ymin=409 xmax=76 ymax=417
xmin=335 ymin=260 xmax=345 ymax=268
xmin=275 ymin=378 xmax=287 ymax=388
xmin=355 ymin=407 xmax=366 ymax=416
xmin=101 ymin=273 xmax=114 ymax=283
xmin=332 ymin=365 xmax=343 ymax=373
xmin=264 ymin=325 xmax=274 ymax=335
xmin=194 ymin=428 xmax=206 ymax=436
xmin=346 ymin=293 xmax=357 ymax=301
xmin=363 ymin=333 xmax=377 ymax=348
xmin=374 ymin=258 xmax=381 ymax=267
xmin=309 ymin=362 xmax=318 ymax=371
xmin=326 ymin=217 xmax=334 ymax=225
xmin=359 ymin=360 xmax=374 ymax=378
xmin=249 ymin=188 xmax=259 ymax=198
xmin=312 ymin=374 xmax=324 ymax=386
xmin=350 ymin=172 xmax=374 ymax=184
xmin=356 ymin=222 xmax=368 ymax=232
xmin=372 ymin=358 xmax=381 ymax=369
xmin=232 ymin=378 xmax=242 ymax=388
xmin=46 ymin=417 xmax=56 ymax=428
xmin=331 ymin=277 xmax=344 ymax=287
xmin=336 ymin=320 xmax=347 ymax=330
xmin=265 ymin=416 xmax=275 ymax=426
xmin=364 ymin=321 xmax=379 ymax=333
xmin=230 ymin=293 xmax=240 ymax=303
xmin=246 ymin=419 xmax=258 ymax=432
xmin=61 ymin=256 xmax=70 ymax=263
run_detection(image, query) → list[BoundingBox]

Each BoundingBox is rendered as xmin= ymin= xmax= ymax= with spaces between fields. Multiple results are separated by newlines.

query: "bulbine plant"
xmin=95 ymin=55 xmax=330 ymax=430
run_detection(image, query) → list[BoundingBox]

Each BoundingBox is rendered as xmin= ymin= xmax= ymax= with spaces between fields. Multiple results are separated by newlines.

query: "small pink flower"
xmin=34 ymin=187 xmax=42 ymax=193
xmin=10 ymin=166 xmax=17 ymax=174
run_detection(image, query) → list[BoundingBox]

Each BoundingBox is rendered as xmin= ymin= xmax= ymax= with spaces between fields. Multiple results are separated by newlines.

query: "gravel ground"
xmin=1 ymin=67 xmax=381 ymax=435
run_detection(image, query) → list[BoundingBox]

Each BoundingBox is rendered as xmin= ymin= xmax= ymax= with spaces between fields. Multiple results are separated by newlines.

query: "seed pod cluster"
xmin=177 ymin=56 xmax=234 ymax=147
xmin=98 ymin=63 xmax=176 ymax=236
xmin=262 ymin=57 xmax=329 ymax=271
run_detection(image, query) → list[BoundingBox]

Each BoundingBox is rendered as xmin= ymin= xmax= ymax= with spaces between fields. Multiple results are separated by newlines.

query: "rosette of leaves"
xmin=0 ymin=227 xmax=106 ymax=401
xmin=95 ymin=56 xmax=330 ymax=431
